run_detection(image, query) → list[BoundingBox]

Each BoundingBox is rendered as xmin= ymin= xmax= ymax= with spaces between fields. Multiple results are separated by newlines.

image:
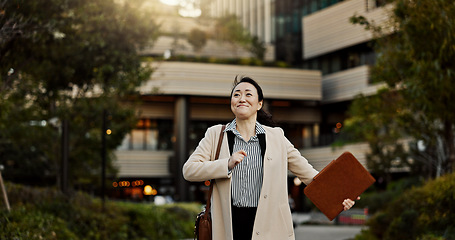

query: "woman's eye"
xmin=246 ymin=93 xmax=252 ymax=96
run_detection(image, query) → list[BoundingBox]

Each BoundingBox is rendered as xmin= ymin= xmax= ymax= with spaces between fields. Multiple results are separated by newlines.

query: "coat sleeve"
xmin=182 ymin=125 xmax=231 ymax=182
xmin=281 ymin=128 xmax=319 ymax=185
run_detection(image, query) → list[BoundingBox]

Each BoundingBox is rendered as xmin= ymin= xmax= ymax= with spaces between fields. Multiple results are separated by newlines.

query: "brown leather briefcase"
xmin=304 ymin=152 xmax=376 ymax=221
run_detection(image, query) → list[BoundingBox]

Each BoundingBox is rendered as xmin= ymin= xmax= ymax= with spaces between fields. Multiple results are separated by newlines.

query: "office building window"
xmin=321 ymin=0 xmax=330 ymax=8
xmin=376 ymin=0 xmax=387 ymax=7
xmin=302 ymin=4 xmax=309 ymax=16
xmin=310 ymin=0 xmax=318 ymax=12
xmin=321 ymin=56 xmax=330 ymax=75
xmin=331 ymin=54 xmax=341 ymax=73
xmin=304 ymin=43 xmax=376 ymax=75
xmin=277 ymin=15 xmax=285 ymax=38
xmin=361 ymin=51 xmax=376 ymax=66
xmin=347 ymin=52 xmax=361 ymax=68
xmin=118 ymin=119 xmax=173 ymax=151
xmin=292 ymin=10 xmax=302 ymax=33
xmin=281 ymin=122 xmax=319 ymax=149
xmin=188 ymin=120 xmax=226 ymax=151
xmin=271 ymin=2 xmax=276 ymax=42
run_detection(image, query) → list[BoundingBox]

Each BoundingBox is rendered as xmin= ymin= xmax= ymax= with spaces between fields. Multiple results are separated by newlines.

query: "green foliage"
xmin=340 ymin=89 xmax=411 ymax=182
xmin=187 ymin=28 xmax=207 ymax=52
xmin=249 ymin=36 xmax=267 ymax=60
xmin=354 ymin=228 xmax=379 ymax=240
xmin=214 ymin=14 xmax=251 ymax=47
xmin=158 ymin=54 xmax=288 ymax=68
xmin=212 ymin=15 xmax=267 ymax=60
xmin=418 ymin=235 xmax=447 ymax=240
xmin=1 ymin=182 xmax=201 ymax=240
xmin=345 ymin=0 xmax=455 ymax=179
xmin=0 ymin=0 xmax=159 ymax=190
xmin=0 ymin=207 xmax=78 ymax=240
xmin=213 ymin=14 xmax=253 ymax=57
xmin=357 ymin=172 xmax=455 ymax=240
xmin=350 ymin=177 xmax=423 ymax=215
xmin=118 ymin=202 xmax=198 ymax=239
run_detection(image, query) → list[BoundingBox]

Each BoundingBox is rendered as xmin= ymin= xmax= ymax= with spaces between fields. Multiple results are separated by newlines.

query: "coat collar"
xmin=225 ymin=120 xmax=266 ymax=160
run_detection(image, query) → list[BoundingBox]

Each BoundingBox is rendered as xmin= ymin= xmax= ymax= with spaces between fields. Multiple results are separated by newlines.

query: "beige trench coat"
xmin=183 ymin=124 xmax=319 ymax=240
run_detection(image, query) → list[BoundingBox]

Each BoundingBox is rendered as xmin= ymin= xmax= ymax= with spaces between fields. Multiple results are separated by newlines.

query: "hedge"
xmin=0 ymin=182 xmax=201 ymax=240
xmin=355 ymin=172 xmax=455 ymax=240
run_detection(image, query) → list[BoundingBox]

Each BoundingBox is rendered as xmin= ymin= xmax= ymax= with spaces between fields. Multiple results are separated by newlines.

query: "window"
xmin=188 ymin=120 xmax=225 ymax=151
xmin=331 ymin=54 xmax=341 ymax=73
xmin=347 ymin=52 xmax=361 ymax=68
xmin=321 ymin=57 xmax=330 ymax=75
xmin=310 ymin=0 xmax=318 ymax=13
xmin=280 ymin=123 xmax=319 ymax=149
xmin=292 ymin=10 xmax=301 ymax=33
xmin=321 ymin=0 xmax=330 ymax=8
xmin=376 ymin=0 xmax=388 ymax=7
xmin=118 ymin=119 xmax=173 ymax=151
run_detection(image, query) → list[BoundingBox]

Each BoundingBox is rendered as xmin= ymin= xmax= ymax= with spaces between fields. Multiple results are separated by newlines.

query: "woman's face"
xmin=231 ymin=82 xmax=263 ymax=121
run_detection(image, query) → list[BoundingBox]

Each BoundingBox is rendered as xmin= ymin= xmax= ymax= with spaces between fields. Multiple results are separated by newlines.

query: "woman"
xmin=183 ymin=76 xmax=356 ymax=240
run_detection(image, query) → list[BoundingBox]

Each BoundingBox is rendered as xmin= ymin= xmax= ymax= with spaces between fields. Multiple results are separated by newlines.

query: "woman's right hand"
xmin=228 ymin=150 xmax=247 ymax=170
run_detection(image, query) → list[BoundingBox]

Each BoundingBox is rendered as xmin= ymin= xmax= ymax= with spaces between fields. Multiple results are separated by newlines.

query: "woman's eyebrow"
xmin=234 ymin=89 xmax=252 ymax=92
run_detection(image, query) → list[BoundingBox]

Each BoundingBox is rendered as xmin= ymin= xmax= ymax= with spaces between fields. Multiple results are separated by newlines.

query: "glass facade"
xmin=118 ymin=118 xmax=322 ymax=152
xmin=117 ymin=119 xmax=174 ymax=151
xmin=303 ymin=43 xmax=376 ymax=75
xmin=274 ymin=0 xmax=345 ymax=66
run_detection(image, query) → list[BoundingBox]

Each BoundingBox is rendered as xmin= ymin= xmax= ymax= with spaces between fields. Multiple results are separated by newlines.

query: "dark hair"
xmin=231 ymin=76 xmax=277 ymax=127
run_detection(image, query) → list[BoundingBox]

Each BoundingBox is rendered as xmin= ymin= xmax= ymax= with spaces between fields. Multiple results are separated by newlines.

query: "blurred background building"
xmin=111 ymin=0 xmax=392 ymax=210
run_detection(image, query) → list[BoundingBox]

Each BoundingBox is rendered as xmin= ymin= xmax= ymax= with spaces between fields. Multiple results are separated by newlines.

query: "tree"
xmin=0 ymin=0 xmax=159 ymax=191
xmin=213 ymin=14 xmax=251 ymax=57
xmin=187 ymin=28 xmax=207 ymax=53
xmin=345 ymin=0 xmax=455 ymax=179
xmin=343 ymin=89 xmax=410 ymax=183
xmin=249 ymin=36 xmax=266 ymax=61
xmin=0 ymin=0 xmax=27 ymax=48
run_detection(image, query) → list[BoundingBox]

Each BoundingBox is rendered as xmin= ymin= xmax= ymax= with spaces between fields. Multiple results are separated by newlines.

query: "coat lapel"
xmin=258 ymin=133 xmax=266 ymax=161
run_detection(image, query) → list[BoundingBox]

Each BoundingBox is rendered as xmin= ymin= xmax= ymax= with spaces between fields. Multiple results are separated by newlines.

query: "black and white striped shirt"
xmin=225 ymin=119 xmax=266 ymax=208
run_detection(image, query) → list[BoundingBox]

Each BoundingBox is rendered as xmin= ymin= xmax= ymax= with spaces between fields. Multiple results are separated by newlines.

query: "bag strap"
xmin=204 ymin=125 xmax=226 ymax=216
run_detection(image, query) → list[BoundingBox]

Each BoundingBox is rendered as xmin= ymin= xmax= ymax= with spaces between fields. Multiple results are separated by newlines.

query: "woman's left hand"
xmin=342 ymin=197 xmax=360 ymax=211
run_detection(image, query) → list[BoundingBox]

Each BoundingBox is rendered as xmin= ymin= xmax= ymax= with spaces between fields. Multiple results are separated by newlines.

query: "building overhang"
xmin=303 ymin=0 xmax=393 ymax=60
xmin=139 ymin=61 xmax=322 ymax=101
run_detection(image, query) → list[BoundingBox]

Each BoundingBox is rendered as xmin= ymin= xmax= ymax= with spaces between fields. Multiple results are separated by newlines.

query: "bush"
xmin=356 ymin=176 xmax=423 ymax=214
xmin=356 ymin=173 xmax=455 ymax=240
xmin=0 ymin=207 xmax=78 ymax=240
xmin=0 ymin=182 xmax=201 ymax=240
xmin=148 ymin=54 xmax=289 ymax=68
xmin=117 ymin=202 xmax=199 ymax=239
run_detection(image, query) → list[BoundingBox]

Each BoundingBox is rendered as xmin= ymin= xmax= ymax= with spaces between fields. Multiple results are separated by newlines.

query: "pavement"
xmin=295 ymin=225 xmax=364 ymax=240
xmin=184 ymin=224 xmax=363 ymax=240
xmin=293 ymin=210 xmax=366 ymax=240
xmin=184 ymin=210 xmax=366 ymax=240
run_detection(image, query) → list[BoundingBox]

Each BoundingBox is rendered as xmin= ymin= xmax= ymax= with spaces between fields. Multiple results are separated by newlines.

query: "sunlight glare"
xmin=160 ymin=0 xmax=201 ymax=18
xmin=179 ymin=6 xmax=201 ymax=18
xmin=179 ymin=0 xmax=201 ymax=18
xmin=160 ymin=0 xmax=180 ymax=6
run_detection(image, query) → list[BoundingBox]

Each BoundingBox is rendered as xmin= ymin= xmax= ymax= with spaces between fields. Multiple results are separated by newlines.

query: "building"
xmin=114 ymin=61 xmax=323 ymax=202
xmin=112 ymin=0 xmax=392 ymax=207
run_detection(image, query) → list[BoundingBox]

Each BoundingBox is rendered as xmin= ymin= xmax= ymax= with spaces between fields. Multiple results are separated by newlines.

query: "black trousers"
xmin=231 ymin=205 xmax=257 ymax=240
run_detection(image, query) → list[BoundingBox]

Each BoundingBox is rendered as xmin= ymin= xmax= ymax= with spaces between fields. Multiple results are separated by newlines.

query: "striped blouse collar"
xmin=225 ymin=119 xmax=266 ymax=135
